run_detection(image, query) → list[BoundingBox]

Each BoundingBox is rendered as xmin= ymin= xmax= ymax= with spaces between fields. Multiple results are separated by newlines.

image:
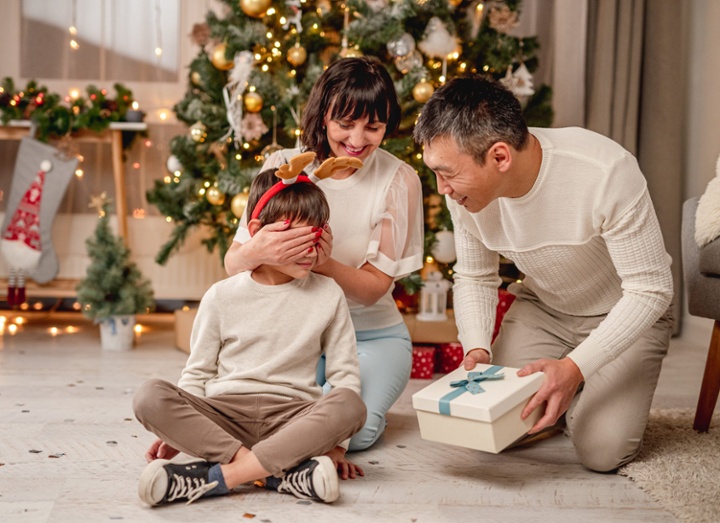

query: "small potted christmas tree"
xmin=76 ymin=194 xmax=154 ymax=350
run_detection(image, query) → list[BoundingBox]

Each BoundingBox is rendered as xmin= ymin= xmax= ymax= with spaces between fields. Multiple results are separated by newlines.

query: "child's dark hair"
xmin=302 ymin=56 xmax=401 ymax=162
xmin=246 ymin=168 xmax=330 ymax=227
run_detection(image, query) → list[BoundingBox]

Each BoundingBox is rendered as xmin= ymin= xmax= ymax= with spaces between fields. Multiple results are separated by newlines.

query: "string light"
xmin=69 ymin=0 xmax=79 ymax=50
xmin=49 ymin=327 xmax=59 ymax=336
xmin=153 ymin=0 xmax=163 ymax=60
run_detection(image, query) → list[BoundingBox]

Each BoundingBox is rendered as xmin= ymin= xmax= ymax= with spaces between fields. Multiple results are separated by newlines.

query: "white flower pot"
xmin=99 ymin=315 xmax=136 ymax=351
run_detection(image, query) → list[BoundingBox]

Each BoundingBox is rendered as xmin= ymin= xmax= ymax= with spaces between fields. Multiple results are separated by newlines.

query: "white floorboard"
xmin=0 ymin=312 xmax=715 ymax=522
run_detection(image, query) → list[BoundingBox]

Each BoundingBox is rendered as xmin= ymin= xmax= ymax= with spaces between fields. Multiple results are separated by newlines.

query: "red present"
xmin=411 ymin=345 xmax=436 ymax=379
xmin=435 ymin=342 xmax=464 ymax=374
xmin=493 ymin=288 xmax=516 ymax=342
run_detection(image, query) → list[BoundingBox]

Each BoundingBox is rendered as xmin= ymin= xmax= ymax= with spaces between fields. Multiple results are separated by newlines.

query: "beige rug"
xmin=618 ymin=409 xmax=720 ymax=523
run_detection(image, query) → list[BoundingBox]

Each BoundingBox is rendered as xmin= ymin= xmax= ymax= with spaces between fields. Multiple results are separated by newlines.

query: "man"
xmin=413 ymin=75 xmax=673 ymax=472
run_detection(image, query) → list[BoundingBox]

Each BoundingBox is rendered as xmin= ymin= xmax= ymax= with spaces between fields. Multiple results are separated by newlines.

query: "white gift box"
xmin=412 ymin=364 xmax=544 ymax=453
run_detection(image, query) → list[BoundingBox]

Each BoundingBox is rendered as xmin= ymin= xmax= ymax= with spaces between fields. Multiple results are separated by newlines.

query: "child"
xmin=132 ymin=154 xmax=367 ymax=507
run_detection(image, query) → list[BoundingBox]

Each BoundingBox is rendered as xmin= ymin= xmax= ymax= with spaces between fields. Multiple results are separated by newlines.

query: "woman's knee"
xmin=348 ymin=410 xmax=385 ymax=451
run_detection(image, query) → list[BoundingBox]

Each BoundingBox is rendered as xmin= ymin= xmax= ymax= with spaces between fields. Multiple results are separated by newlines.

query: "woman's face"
xmin=324 ymin=109 xmax=386 ymax=163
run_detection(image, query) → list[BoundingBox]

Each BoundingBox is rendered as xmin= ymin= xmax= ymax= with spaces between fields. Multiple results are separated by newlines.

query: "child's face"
xmin=267 ymin=218 xmax=320 ymax=281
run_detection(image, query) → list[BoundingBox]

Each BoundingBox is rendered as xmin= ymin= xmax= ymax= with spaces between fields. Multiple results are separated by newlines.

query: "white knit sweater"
xmin=179 ymin=271 xmax=361 ymax=401
xmin=449 ymin=127 xmax=673 ymax=379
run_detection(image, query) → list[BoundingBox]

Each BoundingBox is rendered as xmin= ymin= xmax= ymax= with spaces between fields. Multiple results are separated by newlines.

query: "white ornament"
xmin=418 ymin=17 xmax=458 ymax=59
xmin=240 ymin=113 xmax=269 ymax=142
xmin=221 ymin=50 xmax=254 ymax=145
xmin=40 ymin=160 xmax=52 ymax=172
xmin=283 ymin=0 xmax=303 ymax=33
xmin=417 ymin=271 xmax=452 ymax=322
xmin=387 ymin=32 xmax=415 ymax=58
xmin=166 ymin=155 xmax=183 ymax=174
xmin=394 ymin=50 xmax=423 ymax=74
xmin=500 ymin=64 xmax=535 ymax=100
xmin=431 ymin=229 xmax=456 ymax=264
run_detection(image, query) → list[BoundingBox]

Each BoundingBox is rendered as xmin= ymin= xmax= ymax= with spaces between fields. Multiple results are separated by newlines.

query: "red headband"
xmin=250 ymin=174 xmax=313 ymax=221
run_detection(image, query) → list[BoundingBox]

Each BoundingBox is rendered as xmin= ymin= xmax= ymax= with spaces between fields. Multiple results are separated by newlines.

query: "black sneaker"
xmin=265 ymin=456 xmax=339 ymax=503
xmin=138 ymin=459 xmax=225 ymax=506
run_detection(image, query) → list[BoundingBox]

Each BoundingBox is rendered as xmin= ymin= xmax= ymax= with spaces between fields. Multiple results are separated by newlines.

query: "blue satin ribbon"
xmin=438 ymin=366 xmax=505 ymax=416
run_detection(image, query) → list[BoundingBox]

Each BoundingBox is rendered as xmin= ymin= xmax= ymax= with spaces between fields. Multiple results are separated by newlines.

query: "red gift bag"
xmin=411 ymin=345 xmax=436 ymax=379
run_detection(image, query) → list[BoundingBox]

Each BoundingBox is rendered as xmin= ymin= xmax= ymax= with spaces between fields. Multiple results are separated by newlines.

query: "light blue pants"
xmin=317 ymin=322 xmax=412 ymax=451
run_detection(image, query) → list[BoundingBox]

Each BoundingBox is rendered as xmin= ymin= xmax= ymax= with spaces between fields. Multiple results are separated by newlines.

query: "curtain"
xmin=585 ymin=0 xmax=687 ymax=330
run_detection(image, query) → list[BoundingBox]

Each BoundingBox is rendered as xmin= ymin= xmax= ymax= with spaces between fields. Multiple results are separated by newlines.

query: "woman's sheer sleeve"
xmin=366 ymin=162 xmax=424 ymax=279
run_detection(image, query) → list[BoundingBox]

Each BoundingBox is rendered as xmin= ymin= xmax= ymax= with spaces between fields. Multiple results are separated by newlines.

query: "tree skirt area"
xmin=618 ymin=408 xmax=720 ymax=523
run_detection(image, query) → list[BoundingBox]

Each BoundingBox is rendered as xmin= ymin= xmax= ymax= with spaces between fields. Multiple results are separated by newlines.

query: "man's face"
xmin=422 ymin=137 xmax=501 ymax=213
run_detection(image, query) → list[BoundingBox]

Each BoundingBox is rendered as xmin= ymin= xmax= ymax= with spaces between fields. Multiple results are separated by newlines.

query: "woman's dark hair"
xmin=246 ymin=168 xmax=330 ymax=228
xmin=302 ymin=56 xmax=401 ymax=161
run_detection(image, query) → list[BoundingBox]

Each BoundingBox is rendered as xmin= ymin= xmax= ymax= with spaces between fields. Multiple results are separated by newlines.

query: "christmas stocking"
xmin=1 ymin=137 xmax=77 ymax=306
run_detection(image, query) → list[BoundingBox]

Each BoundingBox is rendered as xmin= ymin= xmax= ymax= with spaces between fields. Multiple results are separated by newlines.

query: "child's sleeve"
xmin=177 ymin=286 xmax=222 ymax=396
xmin=321 ymin=292 xmax=361 ymax=397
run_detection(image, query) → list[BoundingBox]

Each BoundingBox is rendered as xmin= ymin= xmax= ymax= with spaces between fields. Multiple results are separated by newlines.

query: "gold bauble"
xmin=211 ymin=43 xmax=233 ymax=71
xmin=287 ymin=44 xmax=308 ymax=67
xmin=412 ymin=80 xmax=435 ymax=104
xmin=206 ymin=186 xmax=226 ymax=206
xmin=190 ymin=121 xmax=207 ymax=143
xmin=231 ymin=191 xmax=249 ymax=218
xmin=448 ymin=0 xmax=463 ymax=6
xmin=340 ymin=45 xmax=363 ymax=58
xmin=190 ymin=71 xmax=202 ymax=85
xmin=244 ymin=91 xmax=263 ymax=113
xmin=240 ymin=0 xmax=272 ymax=18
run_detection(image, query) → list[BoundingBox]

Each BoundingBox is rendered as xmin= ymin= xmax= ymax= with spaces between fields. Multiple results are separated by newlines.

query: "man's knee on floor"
xmin=574 ymin=435 xmax=641 ymax=473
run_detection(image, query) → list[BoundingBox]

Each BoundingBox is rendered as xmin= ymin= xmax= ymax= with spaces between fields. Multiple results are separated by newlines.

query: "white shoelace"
xmin=166 ymin=473 xmax=219 ymax=505
xmin=278 ymin=467 xmax=316 ymax=500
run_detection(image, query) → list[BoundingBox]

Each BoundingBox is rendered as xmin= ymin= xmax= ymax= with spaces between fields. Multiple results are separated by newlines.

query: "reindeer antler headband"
xmin=250 ymin=152 xmax=363 ymax=220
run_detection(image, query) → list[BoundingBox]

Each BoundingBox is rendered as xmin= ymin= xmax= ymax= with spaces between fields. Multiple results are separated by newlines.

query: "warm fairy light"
xmin=235 ymin=153 xmax=242 ymax=160
xmin=459 ymin=62 xmax=467 ymax=72
xmin=75 ymin=169 xmax=84 ymax=178
xmin=159 ymin=110 xmax=169 ymax=121
xmin=72 ymin=302 xmax=81 ymax=311
xmin=65 ymin=326 xmax=79 ymax=333
xmin=248 ymin=85 xmax=256 ymax=92
xmin=70 ymin=39 xmax=79 ymax=50
xmin=69 ymin=26 xmax=77 ymax=35
xmin=133 ymin=162 xmax=140 ymax=169
xmin=199 ymin=188 xmax=206 ymax=196
xmin=203 ymin=181 xmax=211 ymax=188
xmin=266 ymin=31 xmax=273 ymax=38
xmin=145 ymin=140 xmax=152 ymax=147
xmin=279 ymin=16 xmax=287 ymax=24
xmin=134 ymin=324 xmax=143 ymax=334
xmin=131 ymin=101 xmax=140 ymax=110
xmin=8 ymin=324 xmax=17 ymax=335
xmin=289 ymin=70 xmax=297 ymax=77
xmin=483 ymin=65 xmax=490 ymax=71
xmin=165 ymin=216 xmax=172 ymax=222
xmin=182 ymin=305 xmax=190 ymax=311
xmin=261 ymin=64 xmax=269 ymax=72
xmin=439 ymin=75 xmax=446 ymax=84
xmin=49 ymin=327 xmax=59 ymax=336
xmin=32 ymin=302 xmax=42 ymax=310
xmin=294 ymin=129 xmax=301 ymax=136
xmin=14 ymin=316 xmax=25 ymax=325
xmin=267 ymin=7 xmax=276 ymax=15
xmin=164 ymin=175 xmax=172 ymax=184
xmin=416 ymin=153 xmax=422 ymax=160
xmin=173 ymin=177 xmax=180 ymax=183
xmin=69 ymin=89 xmax=80 ymax=99
xmin=133 ymin=208 xmax=146 ymax=219
xmin=254 ymin=53 xmax=262 ymax=61
xmin=243 ymin=142 xmax=250 ymax=149
xmin=426 ymin=256 xmax=434 ymax=264
xmin=155 ymin=47 xmax=163 ymax=57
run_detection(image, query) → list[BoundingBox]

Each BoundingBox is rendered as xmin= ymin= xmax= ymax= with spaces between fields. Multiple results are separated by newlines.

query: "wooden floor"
xmin=0 ymin=311 xmax=715 ymax=523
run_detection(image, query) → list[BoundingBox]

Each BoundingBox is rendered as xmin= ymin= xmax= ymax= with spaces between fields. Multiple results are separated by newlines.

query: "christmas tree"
xmin=147 ymin=0 xmax=552 ymax=284
xmin=76 ymin=195 xmax=155 ymax=321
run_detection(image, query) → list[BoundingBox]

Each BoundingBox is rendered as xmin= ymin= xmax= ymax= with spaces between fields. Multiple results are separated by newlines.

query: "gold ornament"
xmin=231 ymin=190 xmax=250 ymax=218
xmin=211 ymin=43 xmax=233 ymax=70
xmin=448 ymin=0 xmax=463 ymax=6
xmin=206 ymin=185 xmax=226 ymax=206
xmin=190 ymin=121 xmax=207 ymax=143
xmin=240 ymin=0 xmax=271 ymax=18
xmin=412 ymin=80 xmax=435 ymax=103
xmin=340 ymin=45 xmax=363 ymax=58
xmin=244 ymin=92 xmax=263 ymax=113
xmin=287 ymin=44 xmax=307 ymax=67
xmin=190 ymin=71 xmax=202 ymax=85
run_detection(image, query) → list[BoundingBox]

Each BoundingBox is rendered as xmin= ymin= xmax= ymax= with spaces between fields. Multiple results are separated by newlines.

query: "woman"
xmin=224 ymin=57 xmax=424 ymax=451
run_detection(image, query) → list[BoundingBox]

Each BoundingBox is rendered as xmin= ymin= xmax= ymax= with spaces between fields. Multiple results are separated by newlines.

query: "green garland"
xmin=0 ymin=77 xmax=142 ymax=147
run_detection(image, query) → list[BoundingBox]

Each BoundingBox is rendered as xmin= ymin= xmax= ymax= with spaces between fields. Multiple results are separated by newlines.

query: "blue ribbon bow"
xmin=438 ymin=365 xmax=505 ymax=416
